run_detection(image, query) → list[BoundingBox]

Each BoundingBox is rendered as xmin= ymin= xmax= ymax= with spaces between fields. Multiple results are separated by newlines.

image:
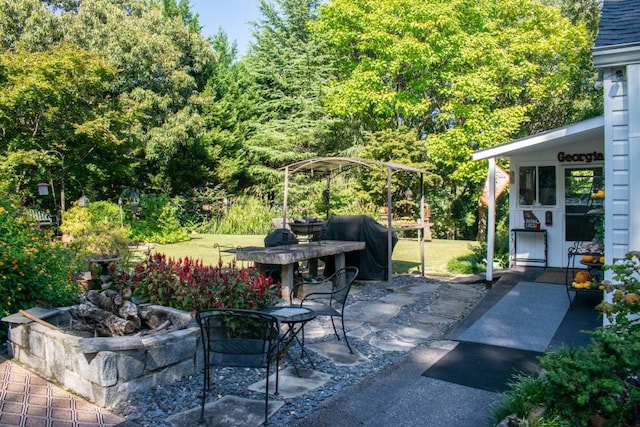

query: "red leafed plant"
xmin=111 ymin=252 xmax=281 ymax=311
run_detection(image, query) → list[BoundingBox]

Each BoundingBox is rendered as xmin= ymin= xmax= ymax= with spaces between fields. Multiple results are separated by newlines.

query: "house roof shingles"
xmin=595 ymin=0 xmax=640 ymax=48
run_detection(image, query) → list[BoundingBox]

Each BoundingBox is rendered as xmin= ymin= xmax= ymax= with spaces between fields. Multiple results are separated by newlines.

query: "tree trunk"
xmin=477 ymin=204 xmax=487 ymax=242
xmin=118 ymin=300 xmax=141 ymax=328
xmin=85 ymin=289 xmax=118 ymax=313
xmin=140 ymin=305 xmax=168 ymax=329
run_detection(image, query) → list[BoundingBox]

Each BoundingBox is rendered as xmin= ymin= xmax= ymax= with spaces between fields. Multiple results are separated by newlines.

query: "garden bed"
xmin=3 ymin=305 xmax=201 ymax=408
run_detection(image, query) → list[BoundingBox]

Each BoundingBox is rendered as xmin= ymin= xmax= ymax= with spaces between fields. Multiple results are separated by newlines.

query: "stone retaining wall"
xmin=5 ymin=306 xmax=201 ymax=408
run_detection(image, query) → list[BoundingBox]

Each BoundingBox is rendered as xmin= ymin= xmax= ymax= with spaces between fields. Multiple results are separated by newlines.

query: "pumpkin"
xmin=599 ymin=256 xmax=605 ymax=264
xmin=582 ymin=255 xmax=594 ymax=263
xmin=623 ymin=293 xmax=640 ymax=305
xmin=574 ymin=270 xmax=591 ymax=283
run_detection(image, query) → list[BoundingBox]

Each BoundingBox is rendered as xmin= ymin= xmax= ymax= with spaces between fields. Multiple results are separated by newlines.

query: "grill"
xmin=288 ymin=220 xmax=325 ymax=242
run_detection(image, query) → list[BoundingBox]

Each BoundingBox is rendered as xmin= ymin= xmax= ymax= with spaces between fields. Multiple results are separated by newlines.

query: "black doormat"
xmin=422 ymin=342 xmax=543 ymax=393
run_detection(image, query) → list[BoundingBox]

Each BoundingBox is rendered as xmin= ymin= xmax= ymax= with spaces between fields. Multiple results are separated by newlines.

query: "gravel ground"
xmin=110 ymin=274 xmax=487 ymax=426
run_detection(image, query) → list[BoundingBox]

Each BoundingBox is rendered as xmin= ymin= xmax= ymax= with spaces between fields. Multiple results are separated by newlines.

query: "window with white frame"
xmin=518 ymin=166 xmax=556 ymax=206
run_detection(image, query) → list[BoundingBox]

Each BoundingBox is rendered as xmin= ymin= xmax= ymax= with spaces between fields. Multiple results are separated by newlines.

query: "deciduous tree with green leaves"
xmin=0 ymin=0 xmax=216 ymax=199
xmin=314 ymin=0 xmax=601 ymax=238
xmin=0 ymin=44 xmax=131 ymax=204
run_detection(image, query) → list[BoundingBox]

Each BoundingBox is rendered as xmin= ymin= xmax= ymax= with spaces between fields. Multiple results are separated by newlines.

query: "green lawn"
xmin=144 ymin=234 xmax=478 ymax=276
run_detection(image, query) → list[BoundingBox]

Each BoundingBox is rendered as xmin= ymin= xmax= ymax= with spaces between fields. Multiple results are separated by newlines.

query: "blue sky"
xmin=190 ymin=0 xmax=261 ymax=56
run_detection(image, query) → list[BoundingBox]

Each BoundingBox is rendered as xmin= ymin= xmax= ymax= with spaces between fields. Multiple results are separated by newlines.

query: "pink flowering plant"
xmin=111 ymin=252 xmax=281 ymax=312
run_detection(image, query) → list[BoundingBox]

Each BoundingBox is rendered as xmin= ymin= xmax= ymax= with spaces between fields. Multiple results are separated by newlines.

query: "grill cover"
xmin=262 ymin=228 xmax=299 ymax=282
xmin=321 ymin=215 xmax=397 ymax=280
xmin=264 ymin=228 xmax=298 ymax=247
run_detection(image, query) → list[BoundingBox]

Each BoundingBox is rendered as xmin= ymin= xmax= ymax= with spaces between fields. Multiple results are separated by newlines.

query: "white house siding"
xmin=628 ymin=64 xmax=640 ymax=251
xmin=603 ymin=67 xmax=630 ymax=263
xmin=602 ymin=62 xmax=640 ymax=264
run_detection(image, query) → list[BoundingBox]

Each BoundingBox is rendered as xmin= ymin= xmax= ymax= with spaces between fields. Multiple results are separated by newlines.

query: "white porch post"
xmin=486 ymin=157 xmax=497 ymax=285
xmin=387 ymin=166 xmax=393 ymax=282
xmin=419 ymin=173 xmax=425 ymax=276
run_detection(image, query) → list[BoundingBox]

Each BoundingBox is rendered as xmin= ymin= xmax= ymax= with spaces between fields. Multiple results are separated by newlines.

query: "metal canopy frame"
xmin=281 ymin=157 xmax=429 ymax=281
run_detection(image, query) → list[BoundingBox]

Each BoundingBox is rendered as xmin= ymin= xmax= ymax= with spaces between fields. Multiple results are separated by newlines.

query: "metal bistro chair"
xmin=290 ymin=266 xmax=359 ymax=353
xmin=196 ymin=308 xmax=281 ymax=425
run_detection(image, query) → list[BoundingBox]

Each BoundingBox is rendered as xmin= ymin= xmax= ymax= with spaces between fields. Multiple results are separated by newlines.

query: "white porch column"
xmin=486 ymin=158 xmax=497 ymax=284
xmin=387 ymin=166 xmax=393 ymax=282
xmin=282 ymin=166 xmax=289 ymax=227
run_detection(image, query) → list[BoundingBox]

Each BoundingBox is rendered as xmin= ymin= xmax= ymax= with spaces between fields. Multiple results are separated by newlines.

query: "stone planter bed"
xmin=2 ymin=305 xmax=200 ymax=408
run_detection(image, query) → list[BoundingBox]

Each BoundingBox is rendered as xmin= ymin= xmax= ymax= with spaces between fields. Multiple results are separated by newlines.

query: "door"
xmin=564 ymin=166 xmax=604 ymax=248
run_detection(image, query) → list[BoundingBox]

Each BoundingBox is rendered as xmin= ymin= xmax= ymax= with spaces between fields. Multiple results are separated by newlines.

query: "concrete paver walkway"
xmin=0 ymin=356 xmax=125 ymax=427
xmin=294 ymin=267 xmax=600 ymax=427
xmin=294 ymin=342 xmax=499 ymax=427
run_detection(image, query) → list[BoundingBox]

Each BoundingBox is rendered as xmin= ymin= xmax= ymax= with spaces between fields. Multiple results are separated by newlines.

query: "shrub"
xmin=111 ymin=252 xmax=281 ymax=312
xmin=128 ymin=193 xmax=188 ymax=244
xmin=540 ymin=327 xmax=640 ymax=425
xmin=213 ymin=195 xmax=275 ymax=235
xmin=446 ymin=254 xmax=479 ymax=274
xmin=597 ymin=250 xmax=640 ymax=333
xmin=60 ymin=202 xmax=131 ymax=271
xmin=175 ymin=185 xmax=228 ymax=233
xmin=490 ymin=373 xmax=550 ymax=425
xmin=0 ymin=200 xmax=79 ymax=320
xmin=446 ymin=232 xmax=509 ymax=274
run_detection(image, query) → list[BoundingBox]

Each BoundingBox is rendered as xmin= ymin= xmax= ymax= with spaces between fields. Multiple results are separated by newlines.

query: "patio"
xmin=0 ymin=267 xmax=602 ymax=426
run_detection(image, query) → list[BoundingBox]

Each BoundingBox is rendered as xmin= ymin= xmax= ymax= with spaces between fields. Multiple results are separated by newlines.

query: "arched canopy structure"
xmin=281 ymin=157 xmax=430 ymax=281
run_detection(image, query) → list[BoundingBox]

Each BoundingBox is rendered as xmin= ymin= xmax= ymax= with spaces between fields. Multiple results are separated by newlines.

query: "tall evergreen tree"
xmin=200 ymin=31 xmax=257 ymax=192
xmin=243 ymin=0 xmax=338 ymax=193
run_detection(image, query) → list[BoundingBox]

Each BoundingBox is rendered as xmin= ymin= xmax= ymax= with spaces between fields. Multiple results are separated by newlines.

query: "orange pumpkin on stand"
xmin=582 ymin=255 xmax=594 ymax=263
xmin=572 ymin=270 xmax=593 ymax=289
xmin=575 ymin=270 xmax=591 ymax=283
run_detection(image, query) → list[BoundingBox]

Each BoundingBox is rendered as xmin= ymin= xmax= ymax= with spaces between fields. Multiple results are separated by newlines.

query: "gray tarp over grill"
xmin=321 ymin=215 xmax=397 ymax=281
xmin=263 ymin=228 xmax=299 ymax=282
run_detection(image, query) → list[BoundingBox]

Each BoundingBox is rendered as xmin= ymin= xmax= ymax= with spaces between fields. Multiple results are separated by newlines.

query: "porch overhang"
xmin=472 ymin=116 xmax=604 ymax=161
xmin=592 ymin=43 xmax=640 ymax=69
